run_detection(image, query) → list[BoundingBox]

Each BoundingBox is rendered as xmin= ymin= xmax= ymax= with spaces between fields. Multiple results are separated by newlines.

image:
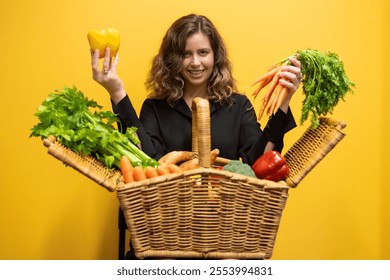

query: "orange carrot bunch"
xmin=251 ymin=61 xmax=289 ymax=120
xmin=252 ymin=49 xmax=355 ymax=128
xmin=119 ymin=156 xmax=183 ymax=184
xmin=120 ymin=149 xmax=222 ymax=184
xmin=120 ymin=156 xmax=135 ymax=183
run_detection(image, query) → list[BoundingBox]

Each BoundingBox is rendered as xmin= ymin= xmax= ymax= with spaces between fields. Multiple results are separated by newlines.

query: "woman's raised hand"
xmin=278 ymin=56 xmax=302 ymax=95
xmin=277 ymin=56 xmax=302 ymax=113
xmin=90 ymin=47 xmax=126 ymax=104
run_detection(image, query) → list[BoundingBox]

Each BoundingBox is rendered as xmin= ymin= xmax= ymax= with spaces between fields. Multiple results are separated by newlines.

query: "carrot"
xmin=156 ymin=163 xmax=170 ymax=176
xmin=167 ymin=163 xmax=182 ymax=173
xmin=180 ymin=148 xmax=220 ymax=170
xmin=267 ymin=84 xmax=282 ymax=115
xmin=257 ymin=98 xmax=267 ymax=121
xmin=252 ymin=80 xmax=265 ymax=99
xmin=273 ymin=86 xmax=289 ymax=114
xmin=210 ymin=148 xmax=220 ymax=165
xmin=120 ymin=156 xmax=134 ymax=183
xmin=179 ymin=158 xmax=199 ymax=171
xmin=252 ymin=74 xmax=274 ymax=100
xmin=145 ymin=166 xmax=158 ymax=179
xmin=263 ymin=67 xmax=283 ymax=102
xmin=251 ymin=65 xmax=279 ymax=86
xmin=258 ymin=77 xmax=279 ymax=119
xmin=158 ymin=151 xmax=196 ymax=165
xmin=133 ymin=166 xmax=147 ymax=181
xmin=253 ymin=62 xmax=289 ymax=120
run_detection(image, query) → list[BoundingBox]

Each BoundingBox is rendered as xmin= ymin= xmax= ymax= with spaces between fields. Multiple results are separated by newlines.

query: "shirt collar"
xmin=173 ymin=98 xmax=221 ymax=118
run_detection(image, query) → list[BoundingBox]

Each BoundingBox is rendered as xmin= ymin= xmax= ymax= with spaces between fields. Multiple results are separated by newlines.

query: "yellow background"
xmin=0 ymin=0 xmax=388 ymax=260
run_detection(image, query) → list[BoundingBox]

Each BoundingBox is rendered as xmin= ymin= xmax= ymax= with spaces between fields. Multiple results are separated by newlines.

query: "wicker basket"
xmin=43 ymin=135 xmax=121 ymax=192
xmin=116 ymin=98 xmax=291 ymax=259
xmin=41 ymin=98 xmax=347 ymax=259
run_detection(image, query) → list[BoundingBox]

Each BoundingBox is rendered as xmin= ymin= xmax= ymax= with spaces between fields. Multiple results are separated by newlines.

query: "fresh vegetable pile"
xmin=119 ymin=149 xmax=220 ymax=183
xmin=120 ymin=156 xmax=183 ymax=183
xmin=30 ymin=86 xmax=158 ymax=169
xmin=30 ymin=87 xmax=291 ymax=184
xmin=252 ymin=49 xmax=355 ymax=128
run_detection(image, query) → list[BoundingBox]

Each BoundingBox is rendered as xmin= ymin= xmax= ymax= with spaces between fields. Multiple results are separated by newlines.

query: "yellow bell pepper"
xmin=87 ymin=28 xmax=120 ymax=58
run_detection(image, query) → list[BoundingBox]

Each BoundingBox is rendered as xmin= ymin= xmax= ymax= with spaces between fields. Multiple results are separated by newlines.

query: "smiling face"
xmin=180 ymin=32 xmax=214 ymax=94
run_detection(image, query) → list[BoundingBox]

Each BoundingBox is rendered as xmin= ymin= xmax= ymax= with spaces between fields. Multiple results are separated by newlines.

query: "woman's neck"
xmin=183 ymin=85 xmax=208 ymax=109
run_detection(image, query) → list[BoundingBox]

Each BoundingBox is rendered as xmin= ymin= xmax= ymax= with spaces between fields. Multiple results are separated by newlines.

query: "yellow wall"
xmin=0 ymin=0 xmax=388 ymax=259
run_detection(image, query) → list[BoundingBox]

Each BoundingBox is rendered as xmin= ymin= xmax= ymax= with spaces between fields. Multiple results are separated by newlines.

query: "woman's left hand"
xmin=279 ymin=56 xmax=302 ymax=94
xmin=277 ymin=56 xmax=302 ymax=112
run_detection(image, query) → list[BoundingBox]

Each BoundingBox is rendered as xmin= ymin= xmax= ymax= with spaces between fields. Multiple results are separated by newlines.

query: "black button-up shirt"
xmin=113 ymin=93 xmax=296 ymax=165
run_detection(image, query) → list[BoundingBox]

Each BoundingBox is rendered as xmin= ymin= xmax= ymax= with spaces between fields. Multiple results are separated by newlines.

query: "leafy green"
xmin=280 ymin=49 xmax=355 ymax=128
xmin=30 ymin=86 xmax=158 ymax=169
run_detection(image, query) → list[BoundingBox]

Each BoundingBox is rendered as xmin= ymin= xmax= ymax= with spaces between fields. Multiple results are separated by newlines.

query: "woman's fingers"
xmin=89 ymin=47 xmax=124 ymax=103
xmin=279 ymin=71 xmax=300 ymax=86
xmin=278 ymin=56 xmax=302 ymax=92
xmin=111 ymin=53 xmax=119 ymax=73
xmin=288 ymin=55 xmax=301 ymax=67
xmin=102 ymin=47 xmax=111 ymax=74
xmin=91 ymin=48 xmax=117 ymax=83
xmin=91 ymin=49 xmax=102 ymax=82
xmin=91 ymin=49 xmax=100 ymax=72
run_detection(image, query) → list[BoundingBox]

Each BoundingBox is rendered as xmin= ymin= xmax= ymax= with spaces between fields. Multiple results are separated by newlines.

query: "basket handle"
xmin=191 ymin=97 xmax=211 ymax=168
xmin=283 ymin=117 xmax=347 ymax=188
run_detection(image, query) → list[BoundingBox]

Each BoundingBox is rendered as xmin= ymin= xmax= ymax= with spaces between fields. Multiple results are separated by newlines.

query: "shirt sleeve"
xmin=111 ymin=95 xmax=162 ymax=159
xmin=263 ymin=107 xmax=297 ymax=151
xmin=237 ymin=95 xmax=296 ymax=165
xmin=111 ymin=95 xmax=141 ymax=129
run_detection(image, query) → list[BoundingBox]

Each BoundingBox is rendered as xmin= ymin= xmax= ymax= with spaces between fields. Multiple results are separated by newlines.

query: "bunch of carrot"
xmin=120 ymin=149 xmax=221 ymax=184
xmin=120 ymin=156 xmax=183 ymax=183
xmin=251 ymin=61 xmax=290 ymax=120
xmin=252 ymin=49 xmax=355 ymax=128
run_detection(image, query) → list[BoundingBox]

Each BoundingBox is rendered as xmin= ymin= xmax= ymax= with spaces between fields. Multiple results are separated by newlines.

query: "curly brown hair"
xmin=145 ymin=14 xmax=237 ymax=106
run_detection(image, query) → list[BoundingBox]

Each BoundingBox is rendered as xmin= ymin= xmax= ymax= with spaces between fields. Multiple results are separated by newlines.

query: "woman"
xmin=90 ymin=14 xmax=301 ymax=166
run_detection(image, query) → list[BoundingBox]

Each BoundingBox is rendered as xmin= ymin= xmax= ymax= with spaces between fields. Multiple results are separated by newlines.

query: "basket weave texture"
xmin=283 ymin=118 xmax=346 ymax=188
xmin=117 ymin=167 xmax=289 ymax=259
xmin=43 ymin=136 xmax=121 ymax=192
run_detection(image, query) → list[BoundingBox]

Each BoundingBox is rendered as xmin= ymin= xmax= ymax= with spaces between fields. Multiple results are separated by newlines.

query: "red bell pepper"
xmin=251 ymin=150 xmax=290 ymax=181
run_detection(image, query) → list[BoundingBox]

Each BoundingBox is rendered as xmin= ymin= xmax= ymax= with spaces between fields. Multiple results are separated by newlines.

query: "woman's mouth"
xmin=187 ymin=69 xmax=205 ymax=77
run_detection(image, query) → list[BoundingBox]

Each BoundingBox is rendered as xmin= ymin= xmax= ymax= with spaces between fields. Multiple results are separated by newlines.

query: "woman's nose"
xmin=191 ymin=55 xmax=201 ymax=66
